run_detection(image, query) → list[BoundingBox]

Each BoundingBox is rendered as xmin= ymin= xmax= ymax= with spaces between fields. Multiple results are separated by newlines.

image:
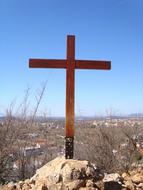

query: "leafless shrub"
xmin=75 ymin=119 xmax=143 ymax=174
xmin=75 ymin=126 xmax=119 ymax=173
xmin=117 ymin=124 xmax=143 ymax=172
xmin=0 ymin=100 xmax=23 ymax=182
xmin=0 ymin=83 xmax=52 ymax=182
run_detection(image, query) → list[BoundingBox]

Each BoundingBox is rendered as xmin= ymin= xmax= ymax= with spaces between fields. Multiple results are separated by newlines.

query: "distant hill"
xmin=0 ymin=116 xmax=5 ymax=121
xmin=0 ymin=113 xmax=143 ymax=122
xmin=128 ymin=113 xmax=143 ymax=118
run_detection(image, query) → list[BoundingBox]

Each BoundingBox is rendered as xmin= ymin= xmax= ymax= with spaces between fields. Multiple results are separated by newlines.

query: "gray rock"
xmin=103 ymin=173 xmax=122 ymax=183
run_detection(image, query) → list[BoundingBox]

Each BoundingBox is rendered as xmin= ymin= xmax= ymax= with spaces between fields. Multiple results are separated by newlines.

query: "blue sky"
xmin=0 ymin=0 xmax=143 ymax=116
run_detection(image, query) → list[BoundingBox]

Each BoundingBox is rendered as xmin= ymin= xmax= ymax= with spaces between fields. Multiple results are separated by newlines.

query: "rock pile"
xmin=3 ymin=156 xmax=143 ymax=190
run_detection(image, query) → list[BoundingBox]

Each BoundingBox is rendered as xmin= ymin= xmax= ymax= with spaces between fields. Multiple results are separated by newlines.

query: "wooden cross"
xmin=29 ymin=35 xmax=111 ymax=159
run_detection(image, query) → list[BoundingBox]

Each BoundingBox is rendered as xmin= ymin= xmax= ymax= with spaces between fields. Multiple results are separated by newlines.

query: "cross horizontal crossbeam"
xmin=29 ymin=59 xmax=111 ymax=70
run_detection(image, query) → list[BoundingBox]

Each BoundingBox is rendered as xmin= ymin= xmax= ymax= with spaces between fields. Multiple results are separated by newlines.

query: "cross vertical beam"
xmin=65 ymin=36 xmax=75 ymax=159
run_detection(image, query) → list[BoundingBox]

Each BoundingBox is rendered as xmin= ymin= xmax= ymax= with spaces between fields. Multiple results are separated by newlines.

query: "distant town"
xmin=0 ymin=114 xmax=143 ymax=182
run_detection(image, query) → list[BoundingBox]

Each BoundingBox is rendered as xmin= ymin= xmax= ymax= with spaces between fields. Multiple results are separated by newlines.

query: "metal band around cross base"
xmin=65 ymin=137 xmax=74 ymax=159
